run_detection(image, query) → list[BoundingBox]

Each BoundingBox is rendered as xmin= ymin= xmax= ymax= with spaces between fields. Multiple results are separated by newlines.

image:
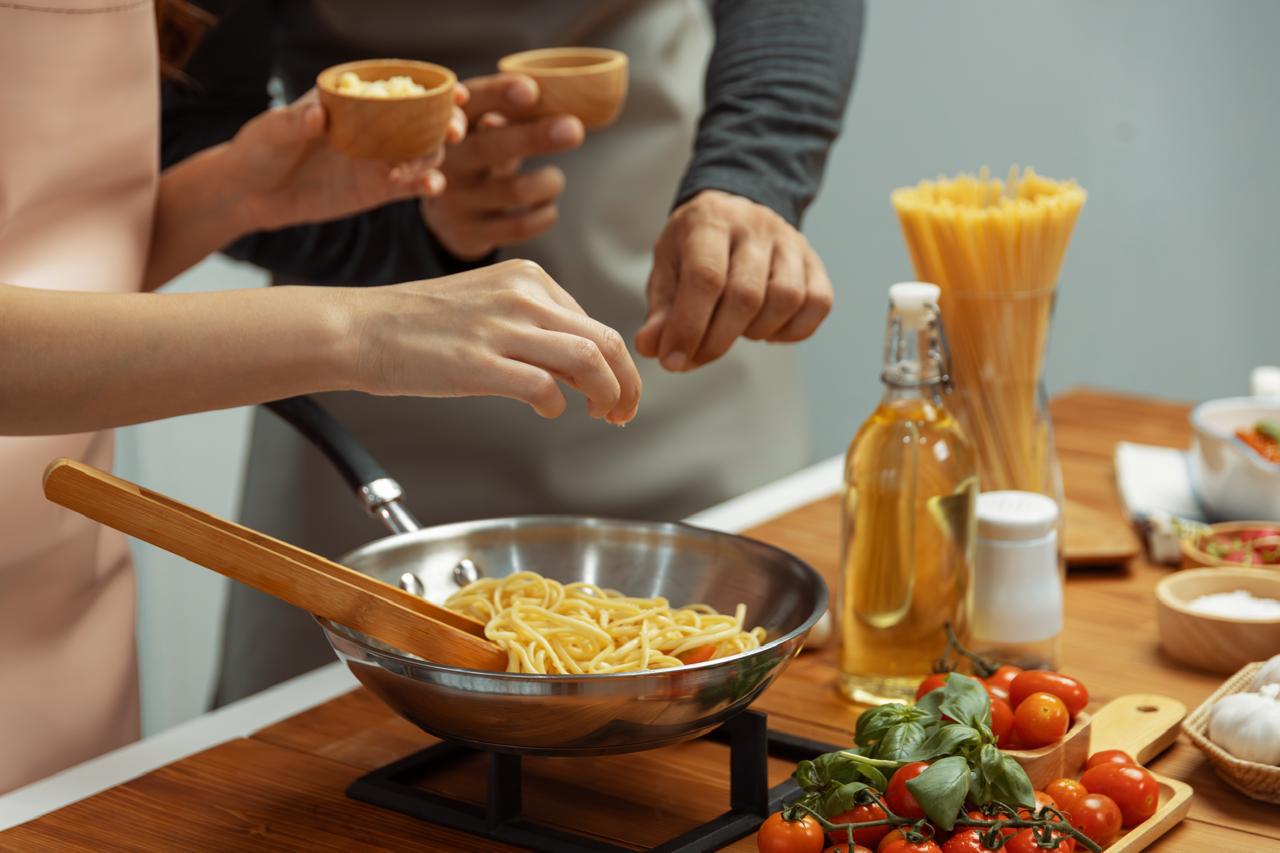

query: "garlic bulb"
xmin=1208 ymin=684 xmax=1280 ymax=765
xmin=1252 ymin=653 xmax=1280 ymax=691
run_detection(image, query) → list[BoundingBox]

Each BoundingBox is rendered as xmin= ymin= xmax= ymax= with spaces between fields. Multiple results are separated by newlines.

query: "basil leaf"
xmin=814 ymin=751 xmax=894 ymax=789
xmin=905 ymin=755 xmax=970 ymax=830
xmin=937 ymin=673 xmax=991 ymax=729
xmin=919 ymin=722 xmax=981 ymax=759
xmin=877 ymin=721 xmax=928 ymax=762
xmin=855 ymin=703 xmax=922 ymax=747
xmin=794 ymin=759 xmax=822 ymax=791
xmin=914 ymin=687 xmax=946 ymax=720
xmin=969 ymin=743 xmax=1003 ymax=804
xmin=987 ymin=751 xmax=1035 ymax=808
xmin=822 ymin=781 xmax=871 ymax=817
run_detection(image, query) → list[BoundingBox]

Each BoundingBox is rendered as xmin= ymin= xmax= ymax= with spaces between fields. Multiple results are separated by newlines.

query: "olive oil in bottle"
xmin=837 ymin=283 xmax=978 ymax=705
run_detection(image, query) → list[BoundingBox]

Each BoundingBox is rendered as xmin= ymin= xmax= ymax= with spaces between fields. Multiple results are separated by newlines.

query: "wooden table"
xmin=5 ymin=389 xmax=1276 ymax=852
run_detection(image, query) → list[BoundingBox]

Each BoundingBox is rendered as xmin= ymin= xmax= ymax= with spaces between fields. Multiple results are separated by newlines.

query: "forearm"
xmin=145 ymin=143 xmax=257 ymax=290
xmin=677 ymin=0 xmax=863 ymax=226
xmin=0 ymin=283 xmax=353 ymax=435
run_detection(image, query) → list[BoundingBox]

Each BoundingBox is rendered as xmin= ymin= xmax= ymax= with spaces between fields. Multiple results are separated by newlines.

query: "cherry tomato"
xmin=984 ymin=665 xmax=1023 ymax=702
xmin=1078 ymin=763 xmax=1159 ymax=827
xmin=1016 ymin=790 xmax=1058 ymax=820
xmin=916 ymin=673 xmax=951 ymax=700
xmin=758 ymin=812 xmax=825 ymax=853
xmin=1085 ymin=749 xmax=1136 ymax=769
xmin=1012 ymin=692 xmax=1070 ymax=748
xmin=1009 ymin=672 xmax=1089 ymax=718
xmin=964 ymin=808 xmax=1015 ymax=837
xmin=989 ymin=697 xmax=1014 ymax=746
xmin=885 ymin=761 xmax=931 ymax=820
xmin=827 ymin=803 xmax=890 ymax=848
xmin=677 ymin=645 xmax=717 ymax=665
xmin=877 ymin=830 xmax=906 ymax=853
xmin=1000 ymin=727 xmax=1027 ymax=751
xmin=824 ymin=846 xmax=874 ymax=853
xmin=1006 ymin=827 xmax=1075 ymax=853
xmin=941 ymin=830 xmax=999 ymax=853
xmin=881 ymin=838 xmax=942 ymax=853
xmin=1043 ymin=778 xmax=1088 ymax=817
xmin=1068 ymin=792 xmax=1123 ymax=846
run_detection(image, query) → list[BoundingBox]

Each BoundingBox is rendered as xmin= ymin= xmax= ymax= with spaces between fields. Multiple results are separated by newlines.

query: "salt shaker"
xmin=971 ymin=490 xmax=1062 ymax=670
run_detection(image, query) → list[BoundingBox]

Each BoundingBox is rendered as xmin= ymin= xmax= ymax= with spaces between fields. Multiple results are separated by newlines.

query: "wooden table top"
xmin=5 ymin=389 xmax=1276 ymax=852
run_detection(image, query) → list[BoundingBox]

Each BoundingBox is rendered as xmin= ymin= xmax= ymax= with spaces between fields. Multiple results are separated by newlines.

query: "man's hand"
xmin=421 ymin=73 xmax=584 ymax=260
xmin=635 ymin=190 xmax=833 ymax=372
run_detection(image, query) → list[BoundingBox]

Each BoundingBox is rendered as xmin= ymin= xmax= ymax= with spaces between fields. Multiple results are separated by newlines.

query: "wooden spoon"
xmin=43 ymin=458 xmax=506 ymax=672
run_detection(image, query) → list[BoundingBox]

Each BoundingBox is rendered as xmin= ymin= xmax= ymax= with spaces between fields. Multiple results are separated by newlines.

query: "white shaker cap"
xmin=1251 ymin=366 xmax=1280 ymax=397
xmin=888 ymin=282 xmax=941 ymax=324
xmin=977 ymin=490 xmax=1060 ymax=541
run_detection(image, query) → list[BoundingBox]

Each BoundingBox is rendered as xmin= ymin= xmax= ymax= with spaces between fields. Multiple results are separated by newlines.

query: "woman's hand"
xmin=348 ymin=259 xmax=640 ymax=424
xmin=227 ymin=89 xmax=468 ymax=232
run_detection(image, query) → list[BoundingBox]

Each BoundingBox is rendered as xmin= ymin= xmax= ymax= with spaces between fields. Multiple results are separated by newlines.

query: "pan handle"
xmin=264 ymin=396 xmax=421 ymax=535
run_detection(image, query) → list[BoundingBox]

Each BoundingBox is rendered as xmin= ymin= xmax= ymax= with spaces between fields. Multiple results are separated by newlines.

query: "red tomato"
xmin=827 ymin=803 xmax=890 ymax=848
xmin=881 ymin=839 xmax=941 ymax=853
xmin=1068 ymin=792 xmax=1123 ymax=846
xmin=1078 ymin=764 xmax=1159 ymax=827
xmin=824 ymin=846 xmax=874 ymax=853
xmin=989 ymin=697 xmax=1014 ymax=746
xmin=885 ymin=761 xmax=931 ymax=820
xmin=758 ymin=812 xmax=825 ymax=853
xmin=1084 ymin=749 xmax=1136 ymax=770
xmin=1043 ymin=778 xmax=1088 ymax=816
xmin=983 ymin=665 xmax=1022 ymax=702
xmin=1009 ymin=672 xmax=1089 ymax=718
xmin=916 ymin=673 xmax=951 ymax=700
xmin=677 ymin=645 xmax=717 ymax=665
xmin=940 ymin=830 xmax=999 ymax=853
xmin=1000 ymin=727 xmax=1027 ymax=750
xmin=1006 ymin=828 xmax=1075 ymax=853
xmin=963 ymin=808 xmax=1015 ymax=838
xmin=877 ymin=830 xmax=907 ymax=853
xmin=1012 ymin=692 xmax=1070 ymax=748
xmin=1016 ymin=790 xmax=1058 ymax=820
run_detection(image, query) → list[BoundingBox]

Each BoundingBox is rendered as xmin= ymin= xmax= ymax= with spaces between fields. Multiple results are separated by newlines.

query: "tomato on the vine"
xmin=824 ymin=845 xmax=874 ymax=853
xmin=941 ymin=829 xmax=999 ymax=853
xmin=827 ymin=803 xmax=890 ymax=848
xmin=1079 ymin=763 xmax=1159 ymax=826
xmin=1068 ymin=792 xmax=1123 ymax=846
xmin=1008 ymin=671 xmax=1089 ymax=718
xmin=1005 ymin=827 xmax=1076 ymax=853
xmin=989 ymin=697 xmax=1014 ymax=746
xmin=884 ymin=761 xmax=931 ymax=820
xmin=1016 ymin=790 xmax=1058 ymax=820
xmin=1012 ymin=692 xmax=1070 ymax=748
xmin=881 ymin=838 xmax=942 ymax=853
xmin=757 ymin=811 xmax=825 ymax=853
xmin=1085 ymin=749 xmax=1136 ymax=769
xmin=1043 ymin=778 xmax=1088 ymax=817
xmin=983 ymin=665 xmax=1022 ymax=702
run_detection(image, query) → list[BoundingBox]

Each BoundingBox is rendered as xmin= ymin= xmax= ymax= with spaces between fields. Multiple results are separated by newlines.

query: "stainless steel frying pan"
xmin=266 ymin=397 xmax=827 ymax=756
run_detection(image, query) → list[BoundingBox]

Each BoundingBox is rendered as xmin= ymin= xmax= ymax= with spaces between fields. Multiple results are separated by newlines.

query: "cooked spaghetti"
xmin=891 ymin=167 xmax=1087 ymax=492
xmin=443 ymin=571 xmax=766 ymax=674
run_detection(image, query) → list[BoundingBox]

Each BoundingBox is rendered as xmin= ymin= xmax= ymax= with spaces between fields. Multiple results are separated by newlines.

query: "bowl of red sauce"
xmin=1190 ymin=397 xmax=1280 ymax=522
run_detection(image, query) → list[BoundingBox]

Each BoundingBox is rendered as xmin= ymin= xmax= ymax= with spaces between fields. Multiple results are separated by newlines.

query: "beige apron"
xmin=216 ymin=0 xmax=809 ymax=703
xmin=0 ymin=0 xmax=156 ymax=791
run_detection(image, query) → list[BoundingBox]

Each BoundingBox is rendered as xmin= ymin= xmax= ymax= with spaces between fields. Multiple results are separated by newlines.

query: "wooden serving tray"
xmin=1007 ymin=693 xmax=1192 ymax=853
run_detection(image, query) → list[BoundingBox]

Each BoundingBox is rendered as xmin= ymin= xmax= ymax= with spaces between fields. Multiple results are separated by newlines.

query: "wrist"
xmin=276 ymin=285 xmax=364 ymax=393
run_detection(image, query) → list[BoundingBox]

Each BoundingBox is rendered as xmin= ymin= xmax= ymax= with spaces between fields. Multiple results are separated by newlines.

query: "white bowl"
xmin=1190 ymin=397 xmax=1280 ymax=522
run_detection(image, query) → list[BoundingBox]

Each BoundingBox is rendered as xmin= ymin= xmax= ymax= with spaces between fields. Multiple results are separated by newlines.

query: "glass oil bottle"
xmin=837 ymin=283 xmax=978 ymax=704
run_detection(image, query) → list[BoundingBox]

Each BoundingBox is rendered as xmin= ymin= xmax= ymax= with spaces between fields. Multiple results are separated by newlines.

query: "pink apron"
xmin=0 ymin=0 xmax=157 ymax=792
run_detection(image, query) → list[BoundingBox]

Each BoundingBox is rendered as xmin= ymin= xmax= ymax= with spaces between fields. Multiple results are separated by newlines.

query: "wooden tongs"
xmin=43 ymin=458 xmax=506 ymax=671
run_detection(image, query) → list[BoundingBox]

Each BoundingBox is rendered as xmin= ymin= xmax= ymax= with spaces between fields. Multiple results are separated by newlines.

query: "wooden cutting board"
xmin=1064 ymin=498 xmax=1141 ymax=566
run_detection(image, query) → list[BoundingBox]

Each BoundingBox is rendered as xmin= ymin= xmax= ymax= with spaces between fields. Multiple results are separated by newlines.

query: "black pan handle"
xmin=264 ymin=396 xmax=421 ymax=535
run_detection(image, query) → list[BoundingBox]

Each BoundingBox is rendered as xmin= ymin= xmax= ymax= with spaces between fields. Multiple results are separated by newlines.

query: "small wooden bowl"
xmin=1155 ymin=568 xmax=1280 ymax=673
xmin=1183 ymin=661 xmax=1280 ymax=804
xmin=1180 ymin=520 xmax=1280 ymax=569
xmin=317 ymin=59 xmax=456 ymax=160
xmin=498 ymin=47 xmax=628 ymax=129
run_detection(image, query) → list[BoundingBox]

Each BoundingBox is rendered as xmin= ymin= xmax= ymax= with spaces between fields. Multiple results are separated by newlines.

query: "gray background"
xmin=119 ymin=0 xmax=1280 ymax=734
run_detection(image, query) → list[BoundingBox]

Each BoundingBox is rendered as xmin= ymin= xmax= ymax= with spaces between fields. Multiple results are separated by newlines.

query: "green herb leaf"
xmin=1257 ymin=420 xmax=1280 ymax=443
xmin=877 ymin=720 xmax=928 ymax=762
xmin=813 ymin=751 xmax=893 ymax=790
xmin=905 ymin=755 xmax=971 ymax=830
xmin=935 ymin=672 xmax=991 ymax=729
xmin=971 ymin=743 xmax=1035 ymax=808
xmin=855 ymin=703 xmax=924 ymax=747
xmin=914 ymin=687 xmax=946 ymax=720
xmin=822 ymin=781 xmax=872 ymax=817
xmin=793 ymin=759 xmax=822 ymax=791
xmin=918 ymin=722 xmax=981 ymax=759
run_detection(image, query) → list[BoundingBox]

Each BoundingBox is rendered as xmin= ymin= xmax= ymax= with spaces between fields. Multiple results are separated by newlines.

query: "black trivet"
xmin=346 ymin=709 xmax=841 ymax=853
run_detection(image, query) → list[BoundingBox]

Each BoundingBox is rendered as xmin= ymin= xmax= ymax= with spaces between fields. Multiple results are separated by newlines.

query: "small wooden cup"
xmin=317 ymin=59 xmax=456 ymax=160
xmin=498 ymin=47 xmax=628 ymax=129
xmin=1155 ymin=568 xmax=1280 ymax=673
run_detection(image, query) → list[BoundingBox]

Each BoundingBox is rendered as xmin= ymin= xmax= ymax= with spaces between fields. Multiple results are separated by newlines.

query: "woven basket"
xmin=1182 ymin=661 xmax=1280 ymax=804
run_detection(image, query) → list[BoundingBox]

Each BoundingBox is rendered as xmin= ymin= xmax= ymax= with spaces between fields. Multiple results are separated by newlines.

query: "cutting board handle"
xmin=1087 ymin=694 xmax=1186 ymax=765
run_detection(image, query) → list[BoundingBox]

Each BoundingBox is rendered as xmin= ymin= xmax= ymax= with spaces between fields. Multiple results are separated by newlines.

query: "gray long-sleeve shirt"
xmin=161 ymin=0 xmax=862 ymax=286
